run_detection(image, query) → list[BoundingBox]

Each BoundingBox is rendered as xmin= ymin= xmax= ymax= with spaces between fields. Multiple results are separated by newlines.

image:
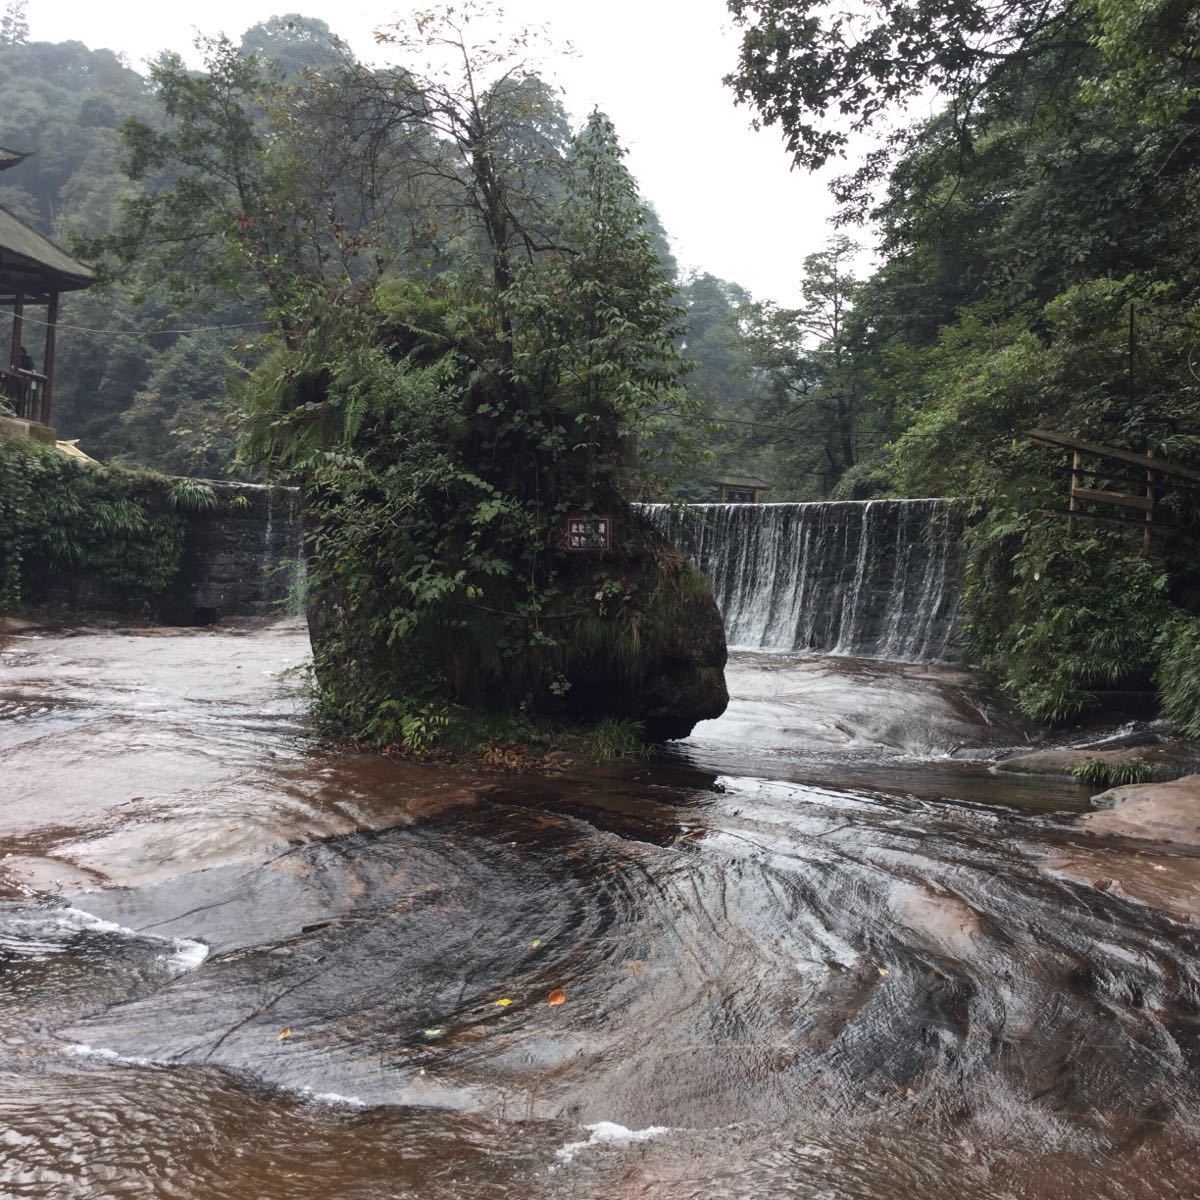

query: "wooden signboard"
xmin=564 ymin=514 xmax=612 ymax=552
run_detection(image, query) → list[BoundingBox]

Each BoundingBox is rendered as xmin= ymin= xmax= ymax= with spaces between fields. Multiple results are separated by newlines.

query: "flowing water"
xmin=2 ymin=617 xmax=1199 ymax=1198
xmin=645 ymin=500 xmax=965 ymax=662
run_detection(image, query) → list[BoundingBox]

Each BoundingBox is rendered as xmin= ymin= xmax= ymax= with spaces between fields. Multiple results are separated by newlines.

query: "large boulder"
xmin=303 ymin=504 xmax=729 ymax=746
xmin=1083 ymin=774 xmax=1200 ymax=844
xmin=562 ymin=552 xmax=728 ymax=740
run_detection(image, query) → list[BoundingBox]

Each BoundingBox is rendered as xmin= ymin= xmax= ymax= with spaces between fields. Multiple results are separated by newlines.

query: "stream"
xmin=2 ymin=619 xmax=1199 ymax=1198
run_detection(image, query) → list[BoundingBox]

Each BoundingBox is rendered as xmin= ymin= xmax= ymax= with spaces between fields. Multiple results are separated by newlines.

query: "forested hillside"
xmin=729 ymin=0 xmax=1200 ymax=723
xmin=0 ymin=12 xmax=780 ymax=491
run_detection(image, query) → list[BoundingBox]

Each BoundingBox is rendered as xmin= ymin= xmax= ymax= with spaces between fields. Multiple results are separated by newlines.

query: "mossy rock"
xmin=305 ymin=505 xmax=729 ymax=744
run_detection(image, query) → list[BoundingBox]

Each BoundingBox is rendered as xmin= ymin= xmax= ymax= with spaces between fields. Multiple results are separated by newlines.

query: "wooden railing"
xmin=1029 ymin=428 xmax=1200 ymax=551
xmin=0 ymin=366 xmax=48 ymax=424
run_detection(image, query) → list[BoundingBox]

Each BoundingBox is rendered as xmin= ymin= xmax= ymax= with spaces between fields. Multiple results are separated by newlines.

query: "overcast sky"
xmin=29 ymin=0 xmax=856 ymax=304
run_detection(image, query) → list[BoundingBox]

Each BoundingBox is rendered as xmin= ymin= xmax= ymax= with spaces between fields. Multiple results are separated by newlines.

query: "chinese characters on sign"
xmin=564 ymin=514 xmax=612 ymax=552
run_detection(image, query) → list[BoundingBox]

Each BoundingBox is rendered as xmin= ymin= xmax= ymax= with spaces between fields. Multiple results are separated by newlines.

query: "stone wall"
xmin=21 ymin=476 xmax=304 ymax=626
xmin=179 ymin=482 xmax=304 ymax=623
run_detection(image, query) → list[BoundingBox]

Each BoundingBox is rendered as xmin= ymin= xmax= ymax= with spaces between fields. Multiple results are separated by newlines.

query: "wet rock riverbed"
xmin=2 ymin=621 xmax=1200 ymax=1198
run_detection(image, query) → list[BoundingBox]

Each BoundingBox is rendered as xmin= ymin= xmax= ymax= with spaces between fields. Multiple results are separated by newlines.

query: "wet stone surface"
xmin=2 ymin=624 xmax=1200 ymax=1198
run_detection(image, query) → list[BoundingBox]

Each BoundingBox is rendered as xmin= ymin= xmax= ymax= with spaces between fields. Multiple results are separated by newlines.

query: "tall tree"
xmin=239 ymin=14 xmax=346 ymax=77
xmin=737 ymin=236 xmax=869 ymax=491
xmin=0 ymin=0 xmax=28 ymax=46
xmin=349 ymin=3 xmax=573 ymax=348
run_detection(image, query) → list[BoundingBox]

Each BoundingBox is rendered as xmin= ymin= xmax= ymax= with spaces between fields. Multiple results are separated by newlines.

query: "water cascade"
xmin=646 ymin=499 xmax=965 ymax=663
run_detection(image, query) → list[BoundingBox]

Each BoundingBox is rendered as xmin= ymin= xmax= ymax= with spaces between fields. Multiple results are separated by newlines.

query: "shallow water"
xmin=2 ymin=623 xmax=1199 ymax=1198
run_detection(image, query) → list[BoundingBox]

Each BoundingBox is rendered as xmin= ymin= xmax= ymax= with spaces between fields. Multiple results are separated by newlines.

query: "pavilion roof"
xmin=0 ymin=205 xmax=94 ymax=297
xmin=714 ymin=474 xmax=773 ymax=490
xmin=0 ymin=146 xmax=31 ymax=172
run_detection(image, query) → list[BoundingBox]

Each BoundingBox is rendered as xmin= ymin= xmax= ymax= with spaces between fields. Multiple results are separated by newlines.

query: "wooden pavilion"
xmin=714 ymin=474 xmax=773 ymax=504
xmin=0 ymin=152 xmax=94 ymax=429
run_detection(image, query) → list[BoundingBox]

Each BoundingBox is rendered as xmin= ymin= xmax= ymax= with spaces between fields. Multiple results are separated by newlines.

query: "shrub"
xmin=1156 ymin=615 xmax=1200 ymax=738
xmin=0 ymin=439 xmax=185 ymax=613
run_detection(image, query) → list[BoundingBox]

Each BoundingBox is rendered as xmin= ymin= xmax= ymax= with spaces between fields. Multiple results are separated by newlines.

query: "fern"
xmin=167 ymin=479 xmax=219 ymax=512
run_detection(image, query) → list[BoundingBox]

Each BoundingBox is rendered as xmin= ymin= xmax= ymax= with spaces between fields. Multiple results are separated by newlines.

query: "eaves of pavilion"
xmin=0 ymin=167 xmax=95 ymax=429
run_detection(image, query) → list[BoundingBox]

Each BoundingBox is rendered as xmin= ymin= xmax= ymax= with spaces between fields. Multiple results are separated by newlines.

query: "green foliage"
xmin=580 ymin=717 xmax=651 ymax=764
xmin=715 ymin=0 xmax=1200 ymax=726
xmin=166 ymin=478 xmax=219 ymax=512
xmin=1156 ymin=616 xmax=1200 ymax=739
xmin=885 ymin=279 xmax=1200 ymax=721
xmin=237 ymin=104 xmax=704 ymax=753
xmin=113 ymin=334 xmax=242 ymax=478
xmin=1071 ymin=758 xmax=1156 ymax=788
xmin=0 ymin=439 xmax=184 ymax=612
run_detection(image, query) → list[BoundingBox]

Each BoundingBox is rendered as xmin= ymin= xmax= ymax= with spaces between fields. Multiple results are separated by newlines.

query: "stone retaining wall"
xmin=179 ymin=482 xmax=304 ymax=622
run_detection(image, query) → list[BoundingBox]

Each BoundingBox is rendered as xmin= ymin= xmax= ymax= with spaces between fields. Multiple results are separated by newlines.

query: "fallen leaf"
xmin=495 ymin=998 xmax=514 ymax=1007
xmin=277 ymin=1027 xmax=292 ymax=1041
xmin=423 ymin=1027 xmax=443 ymax=1038
xmin=529 ymin=938 xmax=542 ymax=949
xmin=547 ymin=988 xmax=566 ymax=1006
xmin=877 ymin=966 xmax=890 ymax=977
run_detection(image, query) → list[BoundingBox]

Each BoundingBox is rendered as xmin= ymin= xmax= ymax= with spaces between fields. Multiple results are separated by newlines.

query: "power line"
xmin=0 ymin=309 xmax=271 ymax=337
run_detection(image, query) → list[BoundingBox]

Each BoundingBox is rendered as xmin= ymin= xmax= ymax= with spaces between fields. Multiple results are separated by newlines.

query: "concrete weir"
xmin=646 ymin=499 xmax=966 ymax=664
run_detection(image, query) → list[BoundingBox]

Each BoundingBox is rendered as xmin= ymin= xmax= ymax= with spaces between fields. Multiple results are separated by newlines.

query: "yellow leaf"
xmin=877 ymin=967 xmax=890 ymax=978
xmin=277 ymin=1027 xmax=292 ymax=1040
xmin=495 ymin=998 xmax=514 ymax=1006
xmin=547 ymin=988 xmax=566 ymax=1006
xmin=529 ymin=938 xmax=541 ymax=948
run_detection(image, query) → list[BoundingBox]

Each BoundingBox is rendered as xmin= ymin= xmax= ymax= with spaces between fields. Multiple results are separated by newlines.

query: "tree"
xmin=239 ymin=15 xmax=346 ymax=77
xmin=0 ymin=0 xmax=28 ymax=46
xmin=736 ymin=236 xmax=870 ymax=491
xmin=238 ymin=95 xmax=722 ymax=747
xmin=724 ymin=0 xmax=1200 ymax=219
xmin=111 ymin=332 xmax=240 ymax=478
xmin=344 ymin=3 xmax=574 ymax=346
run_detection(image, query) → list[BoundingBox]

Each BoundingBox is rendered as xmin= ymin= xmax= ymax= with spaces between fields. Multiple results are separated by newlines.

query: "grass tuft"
xmin=1071 ymin=757 xmax=1155 ymax=788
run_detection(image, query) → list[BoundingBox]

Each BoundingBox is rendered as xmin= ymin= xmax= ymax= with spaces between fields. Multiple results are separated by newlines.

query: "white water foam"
xmin=305 ymin=1090 xmax=369 ymax=1109
xmin=63 ymin=1043 xmax=159 ymax=1068
xmin=0 ymin=904 xmax=208 ymax=974
xmin=644 ymin=500 xmax=965 ymax=663
xmin=555 ymin=1121 xmax=670 ymax=1165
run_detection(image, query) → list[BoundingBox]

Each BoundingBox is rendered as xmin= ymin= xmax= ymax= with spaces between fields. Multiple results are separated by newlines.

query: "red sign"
xmin=564 ymin=514 xmax=612 ymax=552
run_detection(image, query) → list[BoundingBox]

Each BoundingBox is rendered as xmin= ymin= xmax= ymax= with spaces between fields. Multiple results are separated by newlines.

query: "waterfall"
xmin=645 ymin=500 xmax=965 ymax=664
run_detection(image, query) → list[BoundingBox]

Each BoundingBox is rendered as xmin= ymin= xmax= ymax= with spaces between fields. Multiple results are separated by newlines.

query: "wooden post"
xmin=41 ymin=292 xmax=58 ymax=427
xmin=9 ymin=292 xmax=22 ymax=370
xmin=1144 ymin=449 xmax=1155 ymax=555
xmin=1068 ymin=450 xmax=1082 ymax=536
